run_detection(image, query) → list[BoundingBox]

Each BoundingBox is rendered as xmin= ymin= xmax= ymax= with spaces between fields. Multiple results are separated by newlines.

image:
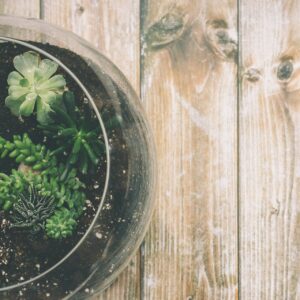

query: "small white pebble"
xmin=95 ymin=232 xmax=102 ymax=239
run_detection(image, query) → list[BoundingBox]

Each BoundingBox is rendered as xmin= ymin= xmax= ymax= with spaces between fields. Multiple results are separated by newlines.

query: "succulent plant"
xmin=10 ymin=186 xmax=56 ymax=234
xmin=0 ymin=134 xmax=86 ymax=214
xmin=0 ymin=133 xmax=57 ymax=174
xmin=0 ymin=171 xmax=27 ymax=210
xmin=5 ymin=51 xmax=66 ymax=125
xmin=45 ymin=208 xmax=77 ymax=239
xmin=39 ymin=91 xmax=105 ymax=177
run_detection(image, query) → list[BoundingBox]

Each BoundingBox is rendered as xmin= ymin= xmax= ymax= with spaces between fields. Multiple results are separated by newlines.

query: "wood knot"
xmin=277 ymin=58 xmax=293 ymax=81
xmin=205 ymin=19 xmax=237 ymax=61
xmin=145 ymin=12 xmax=185 ymax=49
xmin=76 ymin=5 xmax=85 ymax=15
xmin=209 ymin=19 xmax=228 ymax=29
xmin=243 ymin=67 xmax=261 ymax=82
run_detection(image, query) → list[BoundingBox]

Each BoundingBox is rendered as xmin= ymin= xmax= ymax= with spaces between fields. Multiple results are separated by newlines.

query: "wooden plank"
xmin=40 ymin=1 xmax=141 ymax=299
xmin=0 ymin=0 xmax=40 ymax=18
xmin=141 ymin=1 xmax=238 ymax=299
xmin=41 ymin=0 xmax=140 ymax=92
xmin=0 ymin=0 xmax=40 ymax=41
xmin=240 ymin=0 xmax=300 ymax=298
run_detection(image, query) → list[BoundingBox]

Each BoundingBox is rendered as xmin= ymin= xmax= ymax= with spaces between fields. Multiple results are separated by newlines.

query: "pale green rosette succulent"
xmin=5 ymin=51 xmax=66 ymax=125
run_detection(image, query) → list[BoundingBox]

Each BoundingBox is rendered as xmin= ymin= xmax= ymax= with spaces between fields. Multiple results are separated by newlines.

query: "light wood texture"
xmin=141 ymin=0 xmax=238 ymax=299
xmin=240 ymin=0 xmax=300 ymax=299
xmin=0 ymin=0 xmax=40 ymax=18
xmin=41 ymin=0 xmax=140 ymax=91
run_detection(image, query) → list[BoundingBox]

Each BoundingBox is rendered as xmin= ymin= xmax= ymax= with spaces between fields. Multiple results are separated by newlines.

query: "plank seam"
xmin=139 ymin=1 xmax=147 ymax=299
xmin=237 ymin=0 xmax=241 ymax=298
xmin=39 ymin=0 xmax=44 ymax=20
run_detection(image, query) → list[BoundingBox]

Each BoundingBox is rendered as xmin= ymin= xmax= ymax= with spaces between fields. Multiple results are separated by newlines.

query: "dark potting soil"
xmin=0 ymin=41 xmax=130 ymax=298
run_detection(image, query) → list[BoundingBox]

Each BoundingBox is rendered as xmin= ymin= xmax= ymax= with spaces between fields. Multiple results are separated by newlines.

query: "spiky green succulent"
xmin=39 ymin=91 xmax=105 ymax=177
xmin=10 ymin=186 xmax=56 ymax=234
xmin=5 ymin=51 xmax=66 ymax=125
xmin=46 ymin=208 xmax=77 ymax=239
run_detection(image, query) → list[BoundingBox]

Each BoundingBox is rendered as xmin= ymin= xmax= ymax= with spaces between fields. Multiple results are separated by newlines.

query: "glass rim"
xmin=0 ymin=36 xmax=111 ymax=292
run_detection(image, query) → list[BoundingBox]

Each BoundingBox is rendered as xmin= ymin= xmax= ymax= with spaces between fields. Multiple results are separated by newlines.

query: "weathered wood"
xmin=240 ymin=0 xmax=300 ymax=298
xmin=141 ymin=1 xmax=238 ymax=299
xmin=0 ymin=0 xmax=40 ymax=18
xmin=41 ymin=0 xmax=140 ymax=92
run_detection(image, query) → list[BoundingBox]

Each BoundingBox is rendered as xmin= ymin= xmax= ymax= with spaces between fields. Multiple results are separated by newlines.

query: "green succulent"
xmin=0 ymin=133 xmax=57 ymax=174
xmin=0 ymin=171 xmax=25 ymax=210
xmin=5 ymin=51 xmax=66 ymax=125
xmin=0 ymin=134 xmax=86 ymax=214
xmin=10 ymin=185 xmax=56 ymax=234
xmin=39 ymin=91 xmax=105 ymax=177
xmin=46 ymin=208 xmax=77 ymax=239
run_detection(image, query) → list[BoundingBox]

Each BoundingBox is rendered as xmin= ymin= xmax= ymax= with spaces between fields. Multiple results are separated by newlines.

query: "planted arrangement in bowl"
xmin=0 ymin=49 xmax=118 ymax=285
xmin=0 ymin=16 xmax=155 ymax=300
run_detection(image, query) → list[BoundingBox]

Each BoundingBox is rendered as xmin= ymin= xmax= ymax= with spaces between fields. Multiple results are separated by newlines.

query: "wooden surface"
xmin=240 ymin=1 xmax=300 ymax=299
xmin=0 ymin=0 xmax=299 ymax=299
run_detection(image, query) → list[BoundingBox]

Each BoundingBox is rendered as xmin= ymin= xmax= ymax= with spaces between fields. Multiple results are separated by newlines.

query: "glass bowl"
xmin=0 ymin=15 xmax=156 ymax=299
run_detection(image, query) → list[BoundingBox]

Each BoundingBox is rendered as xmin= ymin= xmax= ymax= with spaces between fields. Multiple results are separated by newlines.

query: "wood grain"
xmin=0 ymin=0 xmax=40 ymax=18
xmin=240 ymin=0 xmax=300 ymax=299
xmin=141 ymin=0 xmax=238 ymax=299
xmin=41 ymin=0 xmax=140 ymax=92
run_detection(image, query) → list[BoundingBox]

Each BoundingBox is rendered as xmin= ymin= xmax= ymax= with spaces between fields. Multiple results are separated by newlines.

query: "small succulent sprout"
xmin=10 ymin=186 xmax=56 ymax=234
xmin=39 ymin=91 xmax=105 ymax=178
xmin=45 ymin=208 xmax=77 ymax=239
xmin=5 ymin=51 xmax=66 ymax=125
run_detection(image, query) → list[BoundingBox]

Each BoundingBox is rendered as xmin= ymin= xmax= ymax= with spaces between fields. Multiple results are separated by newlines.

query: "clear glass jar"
xmin=0 ymin=15 xmax=156 ymax=299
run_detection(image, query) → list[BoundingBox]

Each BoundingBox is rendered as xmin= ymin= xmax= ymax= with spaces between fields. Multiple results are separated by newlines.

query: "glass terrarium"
xmin=0 ymin=15 xmax=156 ymax=299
